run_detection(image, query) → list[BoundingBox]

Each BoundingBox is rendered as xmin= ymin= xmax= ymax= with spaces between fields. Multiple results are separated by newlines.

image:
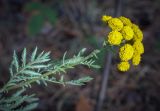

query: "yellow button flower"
xmin=133 ymin=41 xmax=144 ymax=54
xmin=121 ymin=26 xmax=134 ymax=40
xmin=102 ymin=15 xmax=112 ymax=23
xmin=119 ymin=16 xmax=132 ymax=26
xmin=132 ymin=24 xmax=139 ymax=29
xmin=117 ymin=61 xmax=130 ymax=72
xmin=132 ymin=24 xmax=143 ymax=41
xmin=107 ymin=31 xmax=123 ymax=45
xmin=108 ymin=18 xmax=123 ymax=31
xmin=119 ymin=44 xmax=134 ymax=61
xmin=132 ymin=53 xmax=141 ymax=66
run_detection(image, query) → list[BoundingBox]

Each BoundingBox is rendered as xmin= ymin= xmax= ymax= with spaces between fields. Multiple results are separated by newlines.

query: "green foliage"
xmin=25 ymin=2 xmax=57 ymax=35
xmin=43 ymin=8 xmax=57 ymax=25
xmin=24 ymin=2 xmax=44 ymax=12
xmin=0 ymin=47 xmax=100 ymax=110
xmin=28 ymin=14 xmax=45 ymax=35
xmin=0 ymin=89 xmax=38 ymax=111
xmin=66 ymin=76 xmax=93 ymax=85
xmin=4 ymin=47 xmax=51 ymax=91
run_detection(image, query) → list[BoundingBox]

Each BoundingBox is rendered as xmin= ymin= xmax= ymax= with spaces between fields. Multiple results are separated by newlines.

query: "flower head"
xmin=133 ymin=41 xmax=144 ymax=54
xmin=108 ymin=18 xmax=123 ymax=31
xmin=119 ymin=44 xmax=134 ymax=61
xmin=117 ymin=61 xmax=130 ymax=72
xmin=119 ymin=16 xmax=132 ymax=26
xmin=132 ymin=24 xmax=139 ymax=29
xmin=121 ymin=26 xmax=134 ymax=40
xmin=132 ymin=24 xmax=143 ymax=41
xmin=102 ymin=15 xmax=112 ymax=23
xmin=132 ymin=53 xmax=141 ymax=66
xmin=107 ymin=31 xmax=123 ymax=45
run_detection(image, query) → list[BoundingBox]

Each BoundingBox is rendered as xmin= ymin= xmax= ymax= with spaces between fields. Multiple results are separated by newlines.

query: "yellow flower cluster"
xmin=102 ymin=15 xmax=144 ymax=72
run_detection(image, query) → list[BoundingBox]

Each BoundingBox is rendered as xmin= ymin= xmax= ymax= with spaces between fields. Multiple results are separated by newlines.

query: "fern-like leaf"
xmin=0 ymin=89 xmax=38 ymax=111
xmin=66 ymin=76 xmax=93 ymax=85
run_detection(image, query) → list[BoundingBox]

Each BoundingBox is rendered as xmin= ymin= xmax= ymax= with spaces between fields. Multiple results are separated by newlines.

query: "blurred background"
xmin=0 ymin=0 xmax=160 ymax=111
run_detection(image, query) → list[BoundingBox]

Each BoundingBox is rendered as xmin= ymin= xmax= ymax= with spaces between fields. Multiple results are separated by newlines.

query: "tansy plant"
xmin=0 ymin=15 xmax=144 ymax=111
xmin=102 ymin=15 xmax=144 ymax=72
